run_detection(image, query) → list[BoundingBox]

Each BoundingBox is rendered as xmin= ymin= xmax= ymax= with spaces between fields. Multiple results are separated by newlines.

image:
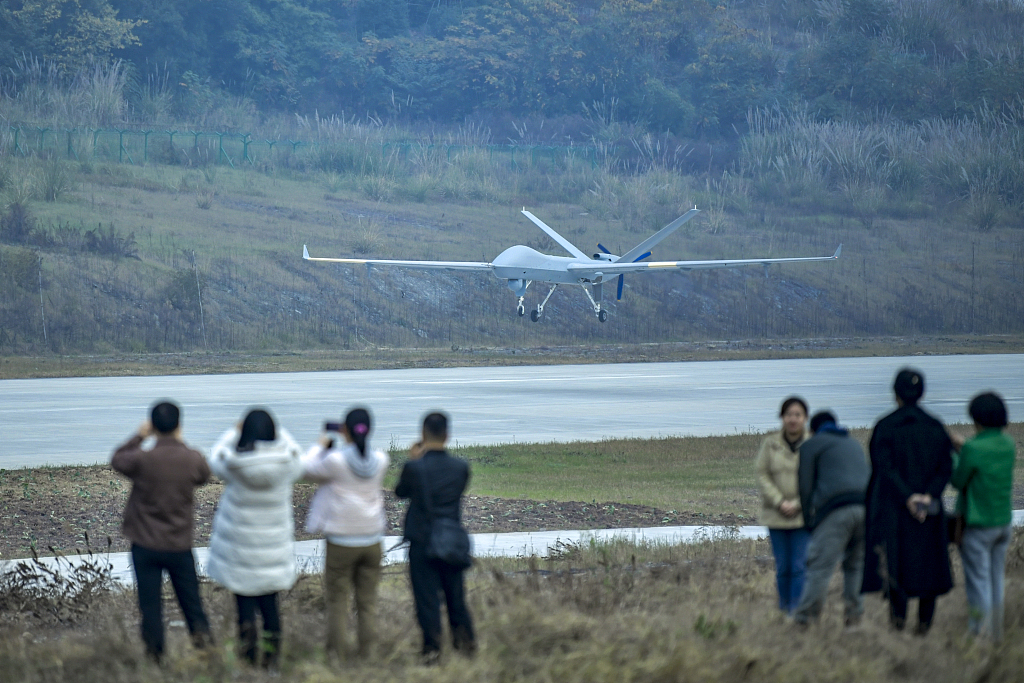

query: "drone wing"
xmin=567 ymin=245 xmax=842 ymax=276
xmin=303 ymin=246 xmax=493 ymax=272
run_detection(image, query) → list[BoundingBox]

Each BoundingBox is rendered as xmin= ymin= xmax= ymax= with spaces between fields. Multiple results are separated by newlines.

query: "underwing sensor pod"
xmin=302 ymin=208 xmax=841 ymax=323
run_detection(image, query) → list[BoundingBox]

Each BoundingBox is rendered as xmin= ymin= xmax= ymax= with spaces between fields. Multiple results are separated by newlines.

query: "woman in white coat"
xmin=303 ymin=407 xmax=389 ymax=662
xmin=207 ymin=408 xmax=304 ymax=669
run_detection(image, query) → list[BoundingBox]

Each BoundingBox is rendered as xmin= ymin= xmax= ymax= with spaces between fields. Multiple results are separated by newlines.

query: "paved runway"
xmin=1 ymin=354 xmax=1021 ymax=469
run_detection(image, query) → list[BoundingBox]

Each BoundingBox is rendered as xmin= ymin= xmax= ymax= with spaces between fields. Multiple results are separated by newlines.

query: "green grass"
xmin=455 ymin=435 xmax=768 ymax=516
xmin=430 ymin=425 xmax=1024 ymax=516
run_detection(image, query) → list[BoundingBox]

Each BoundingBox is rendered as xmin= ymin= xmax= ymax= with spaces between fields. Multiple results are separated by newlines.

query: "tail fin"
xmin=303 ymin=245 xmax=310 ymax=260
xmin=617 ymin=208 xmax=700 ymax=263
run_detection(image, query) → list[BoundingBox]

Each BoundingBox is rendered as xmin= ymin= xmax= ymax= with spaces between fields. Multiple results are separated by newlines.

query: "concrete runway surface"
xmin=1 ymin=354 xmax=1021 ymax=469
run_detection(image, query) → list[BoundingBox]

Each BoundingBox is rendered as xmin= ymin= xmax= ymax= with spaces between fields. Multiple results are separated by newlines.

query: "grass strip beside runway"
xmin=3 ymin=426 xmax=1022 ymax=561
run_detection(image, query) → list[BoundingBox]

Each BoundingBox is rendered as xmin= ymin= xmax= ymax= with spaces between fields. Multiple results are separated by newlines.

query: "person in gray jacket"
xmin=793 ymin=410 xmax=871 ymax=628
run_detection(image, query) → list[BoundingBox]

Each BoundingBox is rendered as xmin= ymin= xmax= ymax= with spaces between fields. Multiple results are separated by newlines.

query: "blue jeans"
xmin=768 ymin=527 xmax=811 ymax=613
xmin=959 ymin=524 xmax=1012 ymax=642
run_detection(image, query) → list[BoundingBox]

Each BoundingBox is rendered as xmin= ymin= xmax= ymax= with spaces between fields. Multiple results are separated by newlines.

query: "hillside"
xmin=1 ymin=149 xmax=1021 ymax=356
xmin=1 ymin=0 xmax=1023 ymax=358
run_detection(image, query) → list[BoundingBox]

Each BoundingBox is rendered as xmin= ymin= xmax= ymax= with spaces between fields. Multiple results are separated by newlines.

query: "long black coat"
xmin=395 ymin=449 xmax=470 ymax=545
xmin=861 ymin=405 xmax=953 ymax=597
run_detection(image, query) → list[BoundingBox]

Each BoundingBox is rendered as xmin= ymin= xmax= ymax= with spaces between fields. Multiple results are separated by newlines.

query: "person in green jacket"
xmin=950 ymin=392 xmax=1015 ymax=642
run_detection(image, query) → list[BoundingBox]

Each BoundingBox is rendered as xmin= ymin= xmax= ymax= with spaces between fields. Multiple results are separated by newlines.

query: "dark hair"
xmin=423 ymin=411 xmax=449 ymax=440
xmin=150 ymin=401 xmax=180 ymax=434
xmin=969 ymin=392 xmax=1008 ymax=429
xmin=894 ymin=368 xmax=925 ymax=405
xmin=237 ymin=409 xmax=276 ymax=452
xmin=810 ymin=410 xmax=838 ymax=434
xmin=780 ymin=396 xmax=809 ymax=418
xmin=345 ymin=407 xmax=372 ymax=457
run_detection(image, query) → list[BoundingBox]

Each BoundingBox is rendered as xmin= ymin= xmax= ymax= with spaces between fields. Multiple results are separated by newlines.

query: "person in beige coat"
xmin=756 ymin=396 xmax=810 ymax=614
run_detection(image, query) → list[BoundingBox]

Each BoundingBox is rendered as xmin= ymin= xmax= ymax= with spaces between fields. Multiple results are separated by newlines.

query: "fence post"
xmin=141 ymin=130 xmax=152 ymax=163
xmin=12 ymin=127 xmax=24 ymax=155
xmin=241 ymin=133 xmax=254 ymax=166
xmin=65 ymin=129 xmax=78 ymax=160
xmin=216 ymin=132 xmax=234 ymax=168
xmin=92 ymin=129 xmax=101 ymax=158
xmin=35 ymin=127 xmax=49 ymax=154
xmin=117 ymin=129 xmax=135 ymax=164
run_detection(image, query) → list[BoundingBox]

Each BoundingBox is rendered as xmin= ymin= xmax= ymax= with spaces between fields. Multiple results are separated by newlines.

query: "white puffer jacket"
xmin=206 ymin=428 xmax=304 ymax=596
xmin=302 ymin=442 xmax=389 ymax=539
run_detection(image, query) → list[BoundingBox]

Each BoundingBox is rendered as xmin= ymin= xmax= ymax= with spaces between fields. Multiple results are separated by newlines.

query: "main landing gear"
xmin=581 ymin=283 xmax=608 ymax=323
xmin=511 ymin=281 xmax=608 ymax=322
xmin=529 ymin=285 xmax=558 ymax=322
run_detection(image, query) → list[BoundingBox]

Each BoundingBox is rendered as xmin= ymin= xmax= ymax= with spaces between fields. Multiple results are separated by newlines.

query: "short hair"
xmin=969 ymin=392 xmax=1008 ymax=429
xmin=237 ymin=408 xmax=276 ymax=452
xmin=780 ymin=396 xmax=809 ymax=418
xmin=150 ymin=401 xmax=180 ymax=434
xmin=422 ymin=411 xmax=448 ymax=440
xmin=810 ymin=410 xmax=838 ymax=434
xmin=894 ymin=368 xmax=925 ymax=405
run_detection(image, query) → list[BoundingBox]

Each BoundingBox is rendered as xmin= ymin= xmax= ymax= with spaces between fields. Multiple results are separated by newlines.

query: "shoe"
xmin=421 ymin=650 xmax=441 ymax=667
xmin=889 ymin=611 xmax=906 ymax=631
xmin=452 ymin=625 xmax=477 ymax=658
xmin=262 ymin=631 xmax=282 ymax=671
xmin=844 ymin=615 xmax=863 ymax=632
xmin=915 ymin=621 xmax=932 ymax=637
xmin=239 ymin=621 xmax=258 ymax=665
xmin=191 ymin=630 xmax=214 ymax=651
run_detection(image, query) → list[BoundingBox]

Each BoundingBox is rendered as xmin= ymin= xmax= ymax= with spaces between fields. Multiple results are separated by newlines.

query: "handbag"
xmin=418 ymin=462 xmax=472 ymax=570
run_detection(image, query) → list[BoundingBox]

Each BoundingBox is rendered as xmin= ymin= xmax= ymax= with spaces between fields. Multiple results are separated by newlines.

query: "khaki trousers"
xmin=324 ymin=541 xmax=383 ymax=660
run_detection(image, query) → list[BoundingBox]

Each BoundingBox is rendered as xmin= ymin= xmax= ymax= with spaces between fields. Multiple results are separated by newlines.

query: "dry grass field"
xmin=2 ymin=533 xmax=1024 ymax=683
xmin=2 ymin=429 xmax=1022 ymax=682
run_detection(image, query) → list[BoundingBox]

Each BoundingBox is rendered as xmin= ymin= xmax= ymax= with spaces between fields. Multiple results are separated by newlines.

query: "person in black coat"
xmin=861 ymin=369 xmax=954 ymax=634
xmin=395 ymin=411 xmax=476 ymax=662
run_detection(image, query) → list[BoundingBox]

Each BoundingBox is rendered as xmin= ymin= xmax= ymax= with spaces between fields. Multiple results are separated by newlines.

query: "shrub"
xmin=36 ymin=159 xmax=75 ymax=202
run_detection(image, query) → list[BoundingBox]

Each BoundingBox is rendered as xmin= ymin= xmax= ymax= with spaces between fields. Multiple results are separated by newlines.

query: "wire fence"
xmin=1 ymin=125 xmax=601 ymax=171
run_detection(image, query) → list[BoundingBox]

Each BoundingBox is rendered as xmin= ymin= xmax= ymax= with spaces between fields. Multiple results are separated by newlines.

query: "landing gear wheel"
xmin=530 ymin=309 xmax=540 ymax=322
xmin=598 ymin=310 xmax=608 ymax=322
xmin=517 ymin=304 xmax=525 ymax=316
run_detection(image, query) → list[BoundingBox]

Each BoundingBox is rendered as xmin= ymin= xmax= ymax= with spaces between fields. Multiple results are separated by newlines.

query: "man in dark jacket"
xmin=111 ymin=401 xmax=213 ymax=663
xmin=395 ymin=411 xmax=476 ymax=661
xmin=793 ymin=411 xmax=871 ymax=628
xmin=861 ymin=369 xmax=953 ymax=634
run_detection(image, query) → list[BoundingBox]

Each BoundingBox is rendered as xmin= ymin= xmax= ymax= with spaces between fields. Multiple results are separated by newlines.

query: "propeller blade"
xmin=634 ymin=251 xmax=652 ymax=262
xmin=597 ymin=243 xmax=612 ymax=255
xmin=617 ymin=274 xmax=624 ymax=300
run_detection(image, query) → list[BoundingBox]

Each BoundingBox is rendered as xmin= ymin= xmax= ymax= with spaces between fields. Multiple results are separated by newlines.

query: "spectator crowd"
xmin=756 ymin=369 xmax=1016 ymax=642
xmin=109 ymin=367 xmax=1015 ymax=670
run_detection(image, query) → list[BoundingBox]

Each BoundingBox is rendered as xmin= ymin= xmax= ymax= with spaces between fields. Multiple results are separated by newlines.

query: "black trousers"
xmin=890 ymin=586 xmax=937 ymax=627
xmin=408 ymin=542 xmax=475 ymax=654
xmin=131 ymin=544 xmax=210 ymax=657
xmin=236 ymin=593 xmax=281 ymax=632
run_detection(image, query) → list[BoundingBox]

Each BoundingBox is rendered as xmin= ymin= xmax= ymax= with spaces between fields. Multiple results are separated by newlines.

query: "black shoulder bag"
xmin=417 ymin=462 xmax=473 ymax=570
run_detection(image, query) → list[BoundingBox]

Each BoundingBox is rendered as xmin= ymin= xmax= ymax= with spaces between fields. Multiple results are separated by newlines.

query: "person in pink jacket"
xmin=302 ymin=407 xmax=390 ymax=662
